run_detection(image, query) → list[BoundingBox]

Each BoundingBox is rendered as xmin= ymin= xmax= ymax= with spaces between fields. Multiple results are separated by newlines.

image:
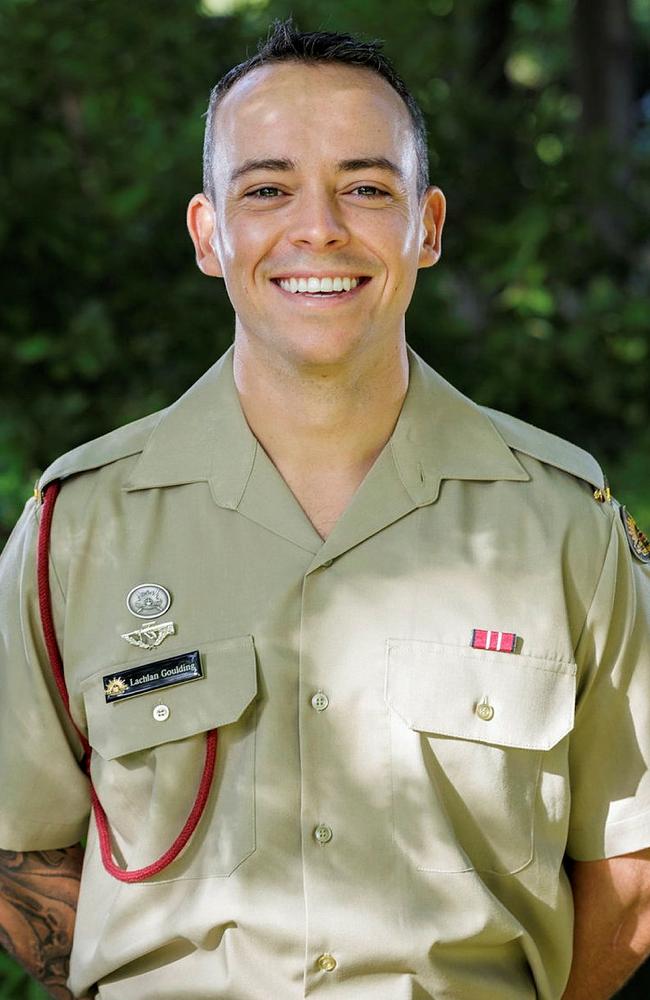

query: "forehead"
xmin=213 ymin=61 xmax=416 ymax=177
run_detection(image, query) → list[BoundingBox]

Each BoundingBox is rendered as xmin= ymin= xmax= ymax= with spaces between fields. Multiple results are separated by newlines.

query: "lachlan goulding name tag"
xmin=103 ymin=650 xmax=202 ymax=703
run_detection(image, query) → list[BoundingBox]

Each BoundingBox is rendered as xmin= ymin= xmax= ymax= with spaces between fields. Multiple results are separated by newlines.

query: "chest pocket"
xmin=81 ymin=634 xmax=257 ymax=881
xmin=385 ymin=639 xmax=576 ymax=875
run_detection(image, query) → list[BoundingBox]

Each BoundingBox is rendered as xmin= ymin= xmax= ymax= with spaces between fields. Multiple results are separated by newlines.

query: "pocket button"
xmin=476 ymin=701 xmax=494 ymax=722
xmin=153 ymin=704 xmax=170 ymax=722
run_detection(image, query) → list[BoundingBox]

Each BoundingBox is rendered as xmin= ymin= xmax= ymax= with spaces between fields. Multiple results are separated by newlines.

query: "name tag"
xmin=103 ymin=650 xmax=202 ymax=703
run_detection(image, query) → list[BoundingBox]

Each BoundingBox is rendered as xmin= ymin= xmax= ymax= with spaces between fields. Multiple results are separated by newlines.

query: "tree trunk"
xmin=571 ymin=0 xmax=635 ymax=145
xmin=474 ymin=0 xmax=514 ymax=97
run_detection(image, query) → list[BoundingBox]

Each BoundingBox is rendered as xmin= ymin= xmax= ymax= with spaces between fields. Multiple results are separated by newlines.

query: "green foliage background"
xmin=0 ymin=0 xmax=649 ymax=995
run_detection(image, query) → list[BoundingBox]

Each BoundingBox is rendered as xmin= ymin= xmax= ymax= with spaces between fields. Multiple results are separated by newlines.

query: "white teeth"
xmin=277 ymin=276 xmax=363 ymax=294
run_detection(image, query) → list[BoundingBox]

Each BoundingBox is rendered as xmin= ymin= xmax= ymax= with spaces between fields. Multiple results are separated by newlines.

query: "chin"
xmin=284 ymin=331 xmax=368 ymax=370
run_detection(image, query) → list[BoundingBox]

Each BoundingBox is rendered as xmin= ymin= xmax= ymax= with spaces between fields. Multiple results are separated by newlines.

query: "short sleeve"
xmin=0 ymin=497 xmax=90 ymax=850
xmin=567 ymin=505 xmax=650 ymax=860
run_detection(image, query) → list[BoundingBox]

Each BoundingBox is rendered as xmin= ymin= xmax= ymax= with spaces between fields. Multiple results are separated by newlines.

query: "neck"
xmin=232 ymin=334 xmax=410 ymax=478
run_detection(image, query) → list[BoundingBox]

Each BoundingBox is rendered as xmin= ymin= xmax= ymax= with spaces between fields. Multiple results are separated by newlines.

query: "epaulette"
xmin=482 ymin=406 xmax=607 ymax=495
xmin=36 ymin=410 xmax=165 ymax=499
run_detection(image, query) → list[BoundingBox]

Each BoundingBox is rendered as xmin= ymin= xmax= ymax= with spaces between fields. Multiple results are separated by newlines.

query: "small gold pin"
xmin=33 ymin=480 xmax=42 ymax=504
xmin=593 ymin=484 xmax=612 ymax=504
xmin=104 ymin=676 xmax=128 ymax=698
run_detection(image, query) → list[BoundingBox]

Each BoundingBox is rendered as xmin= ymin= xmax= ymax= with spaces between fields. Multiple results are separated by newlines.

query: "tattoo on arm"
xmin=0 ymin=845 xmax=84 ymax=1000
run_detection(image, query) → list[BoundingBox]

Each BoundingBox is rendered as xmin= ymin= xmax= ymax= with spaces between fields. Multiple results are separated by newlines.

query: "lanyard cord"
xmin=36 ymin=480 xmax=218 ymax=883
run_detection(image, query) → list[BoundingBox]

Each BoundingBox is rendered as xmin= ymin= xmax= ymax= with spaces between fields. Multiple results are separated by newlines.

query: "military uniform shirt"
xmin=1 ymin=345 xmax=650 ymax=1000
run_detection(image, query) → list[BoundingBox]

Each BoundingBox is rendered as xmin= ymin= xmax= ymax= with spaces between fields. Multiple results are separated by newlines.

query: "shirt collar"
xmin=124 ymin=346 xmax=256 ymax=507
xmin=124 ymin=345 xmax=529 ymax=505
xmin=391 ymin=348 xmax=529 ymax=504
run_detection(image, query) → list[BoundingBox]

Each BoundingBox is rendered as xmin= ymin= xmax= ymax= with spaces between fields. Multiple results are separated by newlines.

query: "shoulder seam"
xmin=38 ymin=410 xmax=165 ymax=491
xmin=481 ymin=405 xmax=605 ymax=491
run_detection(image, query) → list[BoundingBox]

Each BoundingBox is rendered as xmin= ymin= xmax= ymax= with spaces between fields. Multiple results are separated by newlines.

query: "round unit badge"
xmin=126 ymin=583 xmax=172 ymax=619
xmin=620 ymin=507 xmax=650 ymax=564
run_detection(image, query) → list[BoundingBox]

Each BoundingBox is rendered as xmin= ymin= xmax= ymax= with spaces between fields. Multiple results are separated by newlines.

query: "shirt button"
xmin=476 ymin=701 xmax=494 ymax=722
xmin=311 ymin=691 xmax=329 ymax=712
xmin=316 ymin=953 xmax=337 ymax=972
xmin=153 ymin=704 xmax=170 ymax=722
xmin=314 ymin=824 xmax=333 ymax=844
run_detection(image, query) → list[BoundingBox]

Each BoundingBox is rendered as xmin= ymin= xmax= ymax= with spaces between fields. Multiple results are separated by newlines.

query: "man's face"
xmin=188 ymin=61 xmax=445 ymax=370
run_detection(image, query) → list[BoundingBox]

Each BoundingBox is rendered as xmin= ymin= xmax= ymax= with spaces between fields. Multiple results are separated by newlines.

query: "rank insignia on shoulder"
xmin=471 ymin=629 xmax=518 ymax=653
xmin=593 ymin=486 xmax=612 ymax=504
xmin=620 ymin=506 xmax=650 ymax=564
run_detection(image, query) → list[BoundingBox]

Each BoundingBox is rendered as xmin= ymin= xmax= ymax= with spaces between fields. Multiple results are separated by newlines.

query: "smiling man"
xmin=2 ymin=18 xmax=650 ymax=1000
xmin=187 ymin=47 xmax=443 ymax=538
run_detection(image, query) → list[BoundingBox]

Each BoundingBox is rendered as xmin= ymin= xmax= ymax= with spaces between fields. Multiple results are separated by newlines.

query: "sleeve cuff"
xmin=568 ymin=804 xmax=650 ymax=860
xmin=0 ymin=815 xmax=89 ymax=852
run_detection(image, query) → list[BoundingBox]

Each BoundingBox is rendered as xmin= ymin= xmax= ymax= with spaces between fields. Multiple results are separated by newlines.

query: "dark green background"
xmin=1 ymin=0 xmax=649 ymax=995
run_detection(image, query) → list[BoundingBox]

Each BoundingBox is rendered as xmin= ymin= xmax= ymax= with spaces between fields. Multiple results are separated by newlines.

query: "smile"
xmin=271 ymin=276 xmax=371 ymax=295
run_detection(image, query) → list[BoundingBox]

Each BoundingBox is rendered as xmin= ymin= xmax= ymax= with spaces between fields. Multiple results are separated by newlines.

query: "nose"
xmin=287 ymin=187 xmax=349 ymax=250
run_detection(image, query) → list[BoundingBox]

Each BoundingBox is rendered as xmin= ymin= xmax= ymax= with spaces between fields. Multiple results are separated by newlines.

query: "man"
xmin=1 ymin=17 xmax=650 ymax=1000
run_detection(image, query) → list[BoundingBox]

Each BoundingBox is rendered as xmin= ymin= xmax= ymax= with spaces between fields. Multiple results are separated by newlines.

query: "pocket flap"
xmin=81 ymin=634 xmax=257 ymax=760
xmin=386 ymin=639 xmax=576 ymax=751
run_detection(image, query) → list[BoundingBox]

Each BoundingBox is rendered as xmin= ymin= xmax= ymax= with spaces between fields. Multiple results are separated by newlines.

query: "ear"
xmin=417 ymin=186 xmax=446 ymax=269
xmin=186 ymin=193 xmax=223 ymax=277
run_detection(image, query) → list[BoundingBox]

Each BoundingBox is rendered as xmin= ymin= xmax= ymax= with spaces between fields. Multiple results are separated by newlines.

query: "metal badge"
xmin=126 ymin=584 xmax=171 ymax=619
xmin=620 ymin=506 xmax=650 ymax=564
xmin=121 ymin=621 xmax=176 ymax=651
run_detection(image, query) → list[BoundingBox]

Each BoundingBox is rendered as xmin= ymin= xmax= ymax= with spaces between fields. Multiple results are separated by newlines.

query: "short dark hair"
xmin=202 ymin=17 xmax=430 ymax=203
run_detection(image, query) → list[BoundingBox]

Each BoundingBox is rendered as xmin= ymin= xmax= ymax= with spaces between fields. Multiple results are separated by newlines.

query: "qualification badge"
xmin=121 ymin=621 xmax=176 ymax=651
xmin=620 ymin=506 xmax=650 ymax=564
xmin=126 ymin=583 xmax=171 ymax=619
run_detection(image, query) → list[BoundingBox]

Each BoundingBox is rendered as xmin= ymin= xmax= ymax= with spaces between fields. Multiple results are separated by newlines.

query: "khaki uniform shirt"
xmin=1 ymin=346 xmax=650 ymax=1000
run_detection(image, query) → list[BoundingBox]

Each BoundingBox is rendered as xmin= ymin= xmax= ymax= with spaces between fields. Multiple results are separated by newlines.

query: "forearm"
xmin=0 ymin=845 xmax=85 ymax=1000
xmin=562 ymin=852 xmax=650 ymax=1000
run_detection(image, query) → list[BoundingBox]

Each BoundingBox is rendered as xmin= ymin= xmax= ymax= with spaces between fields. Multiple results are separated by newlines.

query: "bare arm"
xmin=0 ymin=845 xmax=85 ymax=1000
xmin=562 ymin=847 xmax=650 ymax=1000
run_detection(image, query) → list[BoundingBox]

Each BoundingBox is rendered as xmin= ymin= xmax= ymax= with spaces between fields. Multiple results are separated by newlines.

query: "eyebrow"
xmin=229 ymin=156 xmax=405 ymax=185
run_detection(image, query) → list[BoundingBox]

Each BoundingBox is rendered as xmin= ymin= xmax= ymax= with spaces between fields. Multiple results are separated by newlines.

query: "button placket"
xmin=300 ymin=562 xmax=348 ymax=983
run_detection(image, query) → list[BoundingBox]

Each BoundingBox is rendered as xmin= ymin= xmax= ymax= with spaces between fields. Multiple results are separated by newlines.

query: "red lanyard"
xmin=37 ymin=480 xmax=218 ymax=883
